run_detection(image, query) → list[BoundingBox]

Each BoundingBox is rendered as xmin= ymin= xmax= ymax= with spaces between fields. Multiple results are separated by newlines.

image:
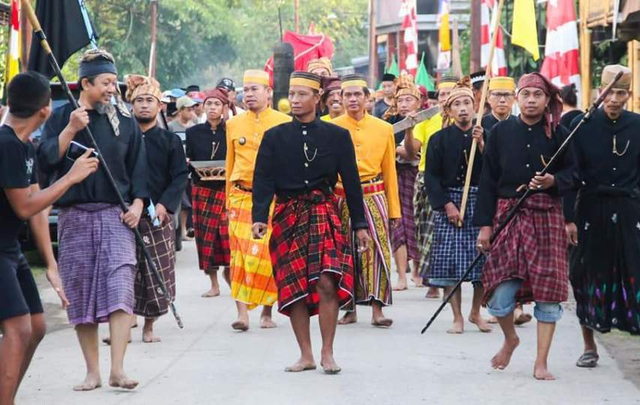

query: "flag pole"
xmin=457 ymin=0 xmax=504 ymax=228
xmin=20 ymin=0 xmax=184 ymax=329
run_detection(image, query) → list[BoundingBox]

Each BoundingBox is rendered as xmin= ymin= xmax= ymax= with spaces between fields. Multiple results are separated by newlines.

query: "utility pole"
xmin=368 ymin=0 xmax=378 ymax=87
xmin=294 ymin=0 xmax=300 ymax=33
xmin=19 ymin=2 xmax=31 ymax=71
xmin=470 ymin=0 xmax=481 ymax=72
xmin=149 ymin=0 xmax=158 ymax=78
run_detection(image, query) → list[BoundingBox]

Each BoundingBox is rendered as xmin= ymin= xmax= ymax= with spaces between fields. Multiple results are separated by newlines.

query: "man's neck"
xmin=493 ymin=111 xmax=510 ymax=121
xmin=383 ymin=97 xmax=394 ymax=105
xmin=347 ymin=109 xmax=366 ymax=122
xmin=605 ymin=109 xmax=623 ymax=121
xmin=5 ymin=116 xmax=37 ymax=143
xmin=250 ymin=104 xmax=268 ymax=117
xmin=178 ymin=116 xmax=191 ymax=126
xmin=329 ymin=110 xmax=343 ymax=119
xmin=78 ymin=93 xmax=96 ymax=110
xmin=137 ymin=120 xmax=157 ymax=133
xmin=454 ymin=121 xmax=473 ymax=132
xmin=520 ymin=114 xmax=543 ymax=127
xmin=295 ymin=111 xmax=316 ymax=124
xmin=208 ymin=117 xmax=222 ymax=129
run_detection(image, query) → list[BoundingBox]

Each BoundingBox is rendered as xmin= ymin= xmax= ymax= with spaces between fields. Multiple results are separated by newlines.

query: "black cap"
xmin=216 ymin=78 xmax=236 ymax=92
xmin=427 ymin=90 xmax=437 ymax=99
xmin=185 ymin=84 xmax=200 ymax=93
xmin=382 ymin=73 xmax=396 ymax=82
xmin=470 ymin=70 xmax=486 ymax=87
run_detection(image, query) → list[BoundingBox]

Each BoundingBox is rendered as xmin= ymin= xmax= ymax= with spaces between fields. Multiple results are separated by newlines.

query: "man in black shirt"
xmin=186 ymin=88 xmax=231 ymax=298
xmin=252 ymin=72 xmax=370 ymax=374
xmin=564 ymin=65 xmax=640 ymax=367
xmin=475 ymin=72 xmax=573 ymax=380
xmin=38 ymin=49 xmax=147 ymax=391
xmin=481 ymin=76 xmax=516 ymax=132
xmin=0 ymin=72 xmax=98 ymax=405
xmin=373 ymin=73 xmax=396 ymax=118
xmin=424 ymin=77 xmax=489 ymax=334
xmin=127 ymin=75 xmax=188 ymax=343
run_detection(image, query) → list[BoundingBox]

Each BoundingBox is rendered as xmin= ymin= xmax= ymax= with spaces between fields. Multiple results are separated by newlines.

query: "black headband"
xmin=78 ymin=59 xmax=118 ymax=79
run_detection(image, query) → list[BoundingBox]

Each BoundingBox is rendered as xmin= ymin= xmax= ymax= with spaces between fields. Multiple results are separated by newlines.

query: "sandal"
xmin=576 ymin=350 xmax=599 ymax=368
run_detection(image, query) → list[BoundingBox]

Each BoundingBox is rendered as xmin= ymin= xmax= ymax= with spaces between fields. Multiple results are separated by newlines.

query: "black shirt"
xmin=474 ymin=117 xmax=574 ymax=226
xmin=252 ymin=118 xmax=367 ymax=229
xmin=424 ymin=124 xmax=484 ymax=210
xmin=563 ymin=109 xmax=640 ymax=222
xmin=560 ymin=109 xmax=582 ymax=130
xmin=0 ymin=126 xmax=37 ymax=252
xmin=374 ymin=99 xmax=391 ymax=118
xmin=481 ymin=113 xmax=516 ymax=133
xmin=384 ymin=115 xmax=405 ymax=144
xmin=38 ymin=103 xmax=148 ymax=207
xmin=185 ymin=121 xmax=227 ymax=184
xmin=143 ymin=125 xmax=189 ymax=213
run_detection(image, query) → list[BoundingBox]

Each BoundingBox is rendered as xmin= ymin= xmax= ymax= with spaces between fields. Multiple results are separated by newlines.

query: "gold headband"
xmin=437 ymin=81 xmax=456 ymax=90
xmin=243 ymin=70 xmax=270 ymax=87
xmin=489 ymin=77 xmax=516 ymax=91
xmin=290 ymin=77 xmax=321 ymax=90
xmin=341 ymin=79 xmax=368 ymax=89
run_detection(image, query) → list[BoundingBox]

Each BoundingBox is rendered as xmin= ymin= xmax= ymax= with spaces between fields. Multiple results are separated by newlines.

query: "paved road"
xmin=18 ymin=242 xmax=640 ymax=404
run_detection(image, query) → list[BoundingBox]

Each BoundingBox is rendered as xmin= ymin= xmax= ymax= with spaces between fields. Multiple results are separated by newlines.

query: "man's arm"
xmin=225 ymin=121 xmax=236 ymax=207
xmin=381 ymin=126 xmax=401 ymax=219
xmin=158 ymin=134 xmax=189 ymax=214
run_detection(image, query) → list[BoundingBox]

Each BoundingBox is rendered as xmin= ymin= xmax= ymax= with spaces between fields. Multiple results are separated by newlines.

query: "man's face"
xmin=448 ymin=96 xmax=474 ymax=126
xmin=397 ymin=95 xmax=420 ymax=117
xmin=602 ymin=88 xmax=630 ymax=118
xmin=289 ymin=85 xmax=319 ymax=118
xmin=342 ymin=86 xmax=367 ymax=114
xmin=194 ymin=103 xmax=204 ymax=116
xmin=310 ymin=67 xmax=331 ymax=77
xmin=82 ymin=73 xmax=117 ymax=106
xmin=204 ymin=98 xmax=225 ymax=121
xmin=517 ymin=87 xmax=548 ymax=120
xmin=437 ymin=87 xmax=453 ymax=108
xmin=179 ymin=106 xmax=196 ymax=122
xmin=243 ymin=83 xmax=270 ymax=111
xmin=228 ymin=90 xmax=237 ymax=101
xmin=325 ymin=89 xmax=343 ymax=114
xmin=366 ymin=95 xmax=375 ymax=114
xmin=132 ymin=95 xmax=160 ymax=124
xmin=488 ymin=90 xmax=515 ymax=116
xmin=382 ymin=81 xmax=396 ymax=98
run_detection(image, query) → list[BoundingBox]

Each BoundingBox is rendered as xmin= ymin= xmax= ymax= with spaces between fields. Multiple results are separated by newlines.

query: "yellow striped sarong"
xmin=228 ymin=187 xmax=277 ymax=309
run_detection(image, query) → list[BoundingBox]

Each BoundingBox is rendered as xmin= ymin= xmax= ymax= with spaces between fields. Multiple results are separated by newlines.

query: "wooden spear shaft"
xmin=457 ymin=0 xmax=504 ymax=227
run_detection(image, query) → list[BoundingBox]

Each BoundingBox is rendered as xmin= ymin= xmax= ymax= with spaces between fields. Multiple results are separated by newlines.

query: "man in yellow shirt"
xmin=404 ymin=77 xmax=456 ymax=298
xmin=333 ymin=74 xmax=401 ymax=327
xmin=225 ymin=70 xmax=291 ymax=331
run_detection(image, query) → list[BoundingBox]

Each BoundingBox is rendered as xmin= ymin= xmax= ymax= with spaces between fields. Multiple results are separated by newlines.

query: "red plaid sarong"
xmin=270 ymin=190 xmax=354 ymax=317
xmin=192 ymin=184 xmax=230 ymax=271
xmin=482 ymin=193 xmax=569 ymax=304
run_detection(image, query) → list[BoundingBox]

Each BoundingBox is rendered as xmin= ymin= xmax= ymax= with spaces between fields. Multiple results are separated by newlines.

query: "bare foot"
xmin=371 ymin=317 xmax=393 ymax=327
xmin=201 ymin=286 xmax=220 ymax=298
xmin=514 ymin=312 xmax=533 ymax=326
xmin=491 ymin=335 xmax=520 ymax=370
xmin=260 ymin=316 xmax=277 ymax=329
xmin=447 ymin=318 xmax=464 ymax=334
xmin=142 ymin=329 xmax=161 ymax=343
xmin=533 ymin=364 xmax=556 ymax=380
xmin=469 ymin=314 xmax=492 ymax=333
xmin=338 ymin=312 xmax=357 ymax=325
xmin=425 ymin=287 xmax=440 ymax=299
xmin=284 ymin=358 xmax=317 ymax=372
xmin=73 ymin=373 xmax=102 ymax=391
xmin=109 ymin=373 xmax=139 ymax=390
xmin=393 ymin=278 xmax=408 ymax=291
xmin=412 ymin=275 xmax=425 ymax=287
xmin=320 ymin=355 xmax=342 ymax=374
xmin=231 ymin=317 xmax=249 ymax=331
xmin=487 ymin=316 xmax=498 ymax=324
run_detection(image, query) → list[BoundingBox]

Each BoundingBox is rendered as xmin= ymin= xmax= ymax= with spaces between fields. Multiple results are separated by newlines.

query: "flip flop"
xmin=320 ymin=363 xmax=342 ymax=375
xmin=576 ymin=350 xmax=599 ymax=368
xmin=284 ymin=364 xmax=317 ymax=372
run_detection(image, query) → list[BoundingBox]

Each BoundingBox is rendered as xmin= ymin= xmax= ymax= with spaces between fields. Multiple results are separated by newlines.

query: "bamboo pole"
xmin=457 ymin=0 xmax=504 ymax=227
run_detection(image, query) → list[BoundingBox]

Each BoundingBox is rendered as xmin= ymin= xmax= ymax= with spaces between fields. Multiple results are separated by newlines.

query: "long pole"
xmin=20 ymin=0 xmax=184 ymax=329
xmin=421 ymin=70 xmax=625 ymax=334
xmin=451 ymin=18 xmax=462 ymax=78
xmin=368 ymin=0 xmax=377 ymax=87
xmin=457 ymin=0 xmax=504 ymax=227
xmin=294 ymin=0 xmax=300 ymax=33
xmin=148 ymin=0 xmax=157 ymax=79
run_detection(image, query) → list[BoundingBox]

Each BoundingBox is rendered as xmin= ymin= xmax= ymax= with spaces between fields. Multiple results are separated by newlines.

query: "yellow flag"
xmin=511 ymin=0 xmax=539 ymax=61
xmin=439 ymin=2 xmax=451 ymax=52
xmin=4 ymin=0 xmax=21 ymax=85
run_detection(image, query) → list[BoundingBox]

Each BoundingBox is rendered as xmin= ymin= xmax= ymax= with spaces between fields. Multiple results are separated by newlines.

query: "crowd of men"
xmin=1 ymin=46 xmax=639 ymax=403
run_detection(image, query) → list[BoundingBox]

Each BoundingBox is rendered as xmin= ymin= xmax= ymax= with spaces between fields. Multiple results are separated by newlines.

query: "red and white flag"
xmin=400 ymin=0 xmax=418 ymax=76
xmin=481 ymin=0 xmax=507 ymax=76
xmin=540 ymin=0 xmax=581 ymax=95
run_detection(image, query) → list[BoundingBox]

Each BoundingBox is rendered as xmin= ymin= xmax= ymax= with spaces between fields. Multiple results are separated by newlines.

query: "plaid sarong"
xmin=482 ymin=193 xmax=569 ymax=304
xmin=427 ymin=187 xmax=485 ymax=283
xmin=58 ymin=204 xmax=136 ymax=325
xmin=134 ymin=215 xmax=176 ymax=318
xmin=228 ymin=187 xmax=277 ymax=309
xmin=392 ymin=164 xmax=419 ymax=260
xmin=192 ymin=184 xmax=230 ymax=272
xmin=270 ymin=190 xmax=354 ymax=316
xmin=339 ymin=182 xmax=392 ymax=307
xmin=414 ymin=172 xmax=436 ymax=280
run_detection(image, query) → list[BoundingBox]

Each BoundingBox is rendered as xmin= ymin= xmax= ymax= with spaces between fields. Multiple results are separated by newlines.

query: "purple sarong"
xmin=391 ymin=164 xmax=419 ymax=260
xmin=58 ymin=203 xmax=136 ymax=325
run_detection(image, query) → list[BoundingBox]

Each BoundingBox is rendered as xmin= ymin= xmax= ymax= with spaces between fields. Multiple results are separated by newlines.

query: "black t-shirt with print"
xmin=0 ymin=125 xmax=37 ymax=252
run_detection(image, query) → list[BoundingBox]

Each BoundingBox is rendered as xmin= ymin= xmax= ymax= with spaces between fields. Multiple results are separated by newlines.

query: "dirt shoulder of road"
xmin=598 ymin=331 xmax=640 ymax=389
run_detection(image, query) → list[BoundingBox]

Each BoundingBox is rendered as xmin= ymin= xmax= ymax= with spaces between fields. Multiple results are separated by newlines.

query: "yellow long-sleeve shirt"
xmin=413 ymin=112 xmax=443 ymax=172
xmin=225 ymin=107 xmax=291 ymax=197
xmin=332 ymin=113 xmax=401 ymax=219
